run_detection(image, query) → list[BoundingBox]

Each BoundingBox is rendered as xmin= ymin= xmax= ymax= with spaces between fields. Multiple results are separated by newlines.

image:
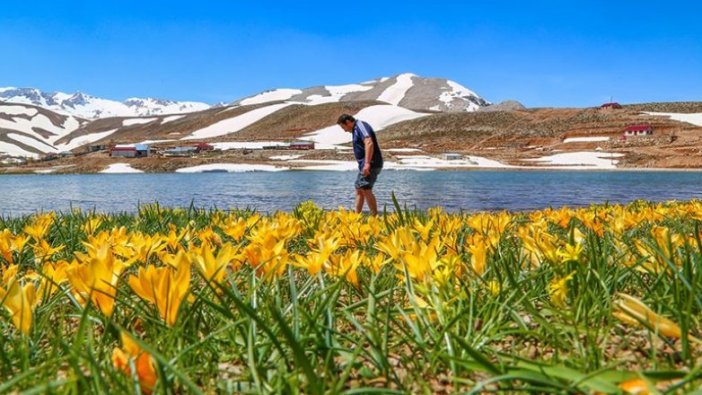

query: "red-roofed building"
xmin=600 ymin=102 xmax=623 ymax=110
xmin=623 ymin=124 xmax=653 ymax=138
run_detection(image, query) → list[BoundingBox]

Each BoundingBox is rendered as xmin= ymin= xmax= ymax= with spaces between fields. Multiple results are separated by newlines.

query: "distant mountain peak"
xmin=0 ymin=87 xmax=211 ymax=119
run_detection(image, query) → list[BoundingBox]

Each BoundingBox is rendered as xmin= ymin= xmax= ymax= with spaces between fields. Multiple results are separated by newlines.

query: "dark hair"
xmin=337 ymin=114 xmax=355 ymax=124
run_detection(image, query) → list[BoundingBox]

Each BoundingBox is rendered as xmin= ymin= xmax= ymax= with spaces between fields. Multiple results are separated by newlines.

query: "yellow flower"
xmin=31 ymin=239 xmax=65 ymax=264
xmin=557 ymin=243 xmax=583 ymax=263
xmin=164 ymin=224 xmax=189 ymax=251
xmin=36 ymin=260 xmax=70 ymax=300
xmin=328 ymin=249 xmax=362 ymax=287
xmin=295 ymin=233 xmax=339 ymax=275
xmin=112 ymin=332 xmax=158 ymax=394
xmin=158 ymin=249 xmax=192 ymax=270
xmin=128 ymin=263 xmax=190 ymax=326
xmin=618 ymin=378 xmax=650 ymax=395
xmin=82 ymin=216 xmax=103 ymax=235
xmin=0 ymin=279 xmax=36 ymax=334
xmin=467 ymin=234 xmax=488 ymax=276
xmin=486 ymin=280 xmax=501 ymax=296
xmin=67 ymin=244 xmax=125 ymax=316
xmin=23 ymin=213 xmax=55 ymax=241
xmin=612 ymin=293 xmax=701 ymax=343
xmin=548 ymin=272 xmax=574 ymax=307
xmin=123 ymin=232 xmax=167 ymax=265
xmin=191 ymin=242 xmax=238 ymax=285
xmin=412 ymin=218 xmax=434 ymax=241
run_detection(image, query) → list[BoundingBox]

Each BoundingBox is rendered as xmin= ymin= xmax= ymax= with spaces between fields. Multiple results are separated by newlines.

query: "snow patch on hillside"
xmin=7 ymin=133 xmax=58 ymax=153
xmin=439 ymin=81 xmax=482 ymax=111
xmin=100 ymin=163 xmax=144 ymax=174
xmin=162 ymin=115 xmax=186 ymax=123
xmin=304 ymin=104 xmax=428 ymax=149
xmin=523 ymin=152 xmax=623 ymax=169
xmin=645 ymin=112 xmax=702 ymax=127
xmin=0 ymin=142 xmax=39 ymax=158
xmin=123 ymin=118 xmax=158 ymax=127
xmin=175 ymin=163 xmax=288 ymax=173
xmin=377 ymin=73 xmax=416 ymax=106
xmin=562 ymin=137 xmax=610 ymax=143
xmin=183 ymin=103 xmax=292 ymax=140
xmin=55 ymin=129 xmax=119 ymax=151
xmin=0 ymin=105 xmax=38 ymax=116
xmin=305 ymin=84 xmax=373 ymax=105
xmin=211 ymin=141 xmax=288 ymax=150
xmin=240 ymin=89 xmax=302 ymax=106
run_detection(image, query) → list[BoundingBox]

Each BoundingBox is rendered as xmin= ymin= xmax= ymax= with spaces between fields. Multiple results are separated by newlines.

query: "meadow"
xmin=2 ymin=198 xmax=702 ymax=394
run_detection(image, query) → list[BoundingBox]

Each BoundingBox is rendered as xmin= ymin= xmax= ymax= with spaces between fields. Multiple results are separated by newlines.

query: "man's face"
xmin=339 ymin=120 xmax=354 ymax=132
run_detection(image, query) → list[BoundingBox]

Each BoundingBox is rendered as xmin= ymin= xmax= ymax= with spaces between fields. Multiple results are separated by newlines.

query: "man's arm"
xmin=363 ymin=137 xmax=374 ymax=176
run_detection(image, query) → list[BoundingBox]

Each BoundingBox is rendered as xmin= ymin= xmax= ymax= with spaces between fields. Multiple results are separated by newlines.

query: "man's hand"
xmin=362 ymin=163 xmax=371 ymax=176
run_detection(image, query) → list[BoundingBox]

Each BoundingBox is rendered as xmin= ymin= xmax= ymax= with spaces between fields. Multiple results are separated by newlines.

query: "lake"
xmin=2 ymin=170 xmax=702 ymax=216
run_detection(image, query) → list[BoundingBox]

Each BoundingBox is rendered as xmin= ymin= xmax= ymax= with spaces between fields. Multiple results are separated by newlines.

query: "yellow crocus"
xmin=23 ymin=213 xmax=55 ymax=241
xmin=112 ymin=332 xmax=158 ymax=394
xmin=557 ymin=243 xmax=583 ymax=263
xmin=612 ymin=293 xmax=701 ymax=343
xmin=82 ymin=216 xmax=103 ymax=235
xmin=128 ymin=263 xmax=190 ymax=326
xmin=36 ymin=260 xmax=70 ymax=300
xmin=66 ymin=244 xmax=125 ymax=316
xmin=191 ymin=242 xmax=238 ymax=284
xmin=548 ymin=272 xmax=574 ymax=307
xmin=31 ymin=239 xmax=65 ymax=264
xmin=0 ymin=279 xmax=36 ymax=334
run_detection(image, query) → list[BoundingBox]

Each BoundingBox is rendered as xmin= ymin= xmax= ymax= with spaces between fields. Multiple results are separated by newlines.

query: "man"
xmin=337 ymin=114 xmax=383 ymax=215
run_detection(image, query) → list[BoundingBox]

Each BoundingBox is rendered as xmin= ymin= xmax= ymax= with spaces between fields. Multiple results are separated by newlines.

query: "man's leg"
xmin=355 ymin=188 xmax=365 ymax=213
xmin=365 ymin=189 xmax=378 ymax=216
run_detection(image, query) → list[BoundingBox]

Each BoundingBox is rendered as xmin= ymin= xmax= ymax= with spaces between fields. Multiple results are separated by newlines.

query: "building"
xmin=163 ymin=146 xmax=197 ymax=157
xmin=111 ymin=144 xmax=150 ymax=158
xmin=623 ymin=124 xmax=653 ymax=138
xmin=289 ymin=141 xmax=315 ymax=150
xmin=110 ymin=145 xmax=137 ymax=158
xmin=193 ymin=143 xmax=214 ymax=153
xmin=600 ymin=102 xmax=623 ymax=110
xmin=442 ymin=153 xmax=463 ymax=160
xmin=88 ymin=144 xmax=108 ymax=152
xmin=1 ymin=157 xmax=27 ymax=165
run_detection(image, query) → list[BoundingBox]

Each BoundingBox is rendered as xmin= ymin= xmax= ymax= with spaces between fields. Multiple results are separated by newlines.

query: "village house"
xmin=88 ymin=144 xmax=108 ymax=152
xmin=110 ymin=144 xmax=150 ymax=158
xmin=442 ymin=153 xmax=463 ymax=160
xmin=622 ymin=124 xmax=653 ymax=138
xmin=162 ymin=142 xmax=215 ymax=157
xmin=289 ymin=141 xmax=315 ymax=150
xmin=600 ymin=102 xmax=623 ymax=110
xmin=163 ymin=146 xmax=197 ymax=157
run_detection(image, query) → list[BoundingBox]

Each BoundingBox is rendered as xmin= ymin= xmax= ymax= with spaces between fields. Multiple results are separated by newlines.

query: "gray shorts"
xmin=355 ymin=167 xmax=382 ymax=190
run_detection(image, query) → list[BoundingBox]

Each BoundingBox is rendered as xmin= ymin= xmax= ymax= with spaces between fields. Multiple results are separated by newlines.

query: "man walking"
xmin=337 ymin=114 xmax=383 ymax=215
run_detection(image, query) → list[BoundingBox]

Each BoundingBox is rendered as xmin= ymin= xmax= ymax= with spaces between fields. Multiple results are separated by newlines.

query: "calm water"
xmin=1 ymin=170 xmax=702 ymax=216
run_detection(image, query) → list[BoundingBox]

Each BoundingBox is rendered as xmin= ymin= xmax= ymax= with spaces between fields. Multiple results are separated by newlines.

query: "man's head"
xmin=337 ymin=114 xmax=356 ymax=132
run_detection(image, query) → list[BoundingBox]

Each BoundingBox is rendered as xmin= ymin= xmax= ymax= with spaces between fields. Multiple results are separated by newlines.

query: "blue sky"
xmin=1 ymin=1 xmax=701 ymax=107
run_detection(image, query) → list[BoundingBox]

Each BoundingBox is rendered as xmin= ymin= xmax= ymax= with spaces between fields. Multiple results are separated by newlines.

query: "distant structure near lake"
xmin=600 ymin=102 xmax=623 ymax=111
xmin=622 ymin=124 xmax=653 ymax=139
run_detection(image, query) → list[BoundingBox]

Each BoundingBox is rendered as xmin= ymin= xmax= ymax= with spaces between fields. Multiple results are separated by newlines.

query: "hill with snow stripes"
xmin=236 ymin=73 xmax=489 ymax=112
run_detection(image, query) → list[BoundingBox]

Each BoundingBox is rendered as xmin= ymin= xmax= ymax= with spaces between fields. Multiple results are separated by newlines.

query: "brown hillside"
xmin=55 ymin=103 xmax=276 ymax=146
xmin=216 ymin=101 xmax=385 ymax=141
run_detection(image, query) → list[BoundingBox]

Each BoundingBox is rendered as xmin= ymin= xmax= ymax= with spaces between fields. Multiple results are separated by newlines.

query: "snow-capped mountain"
xmin=235 ymin=73 xmax=490 ymax=112
xmin=0 ymin=73 xmax=492 ymax=159
xmin=0 ymin=87 xmax=211 ymax=119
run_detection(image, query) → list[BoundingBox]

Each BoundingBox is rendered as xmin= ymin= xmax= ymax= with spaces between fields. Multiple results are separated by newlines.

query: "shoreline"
xmin=4 ymin=164 xmax=702 ymax=175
